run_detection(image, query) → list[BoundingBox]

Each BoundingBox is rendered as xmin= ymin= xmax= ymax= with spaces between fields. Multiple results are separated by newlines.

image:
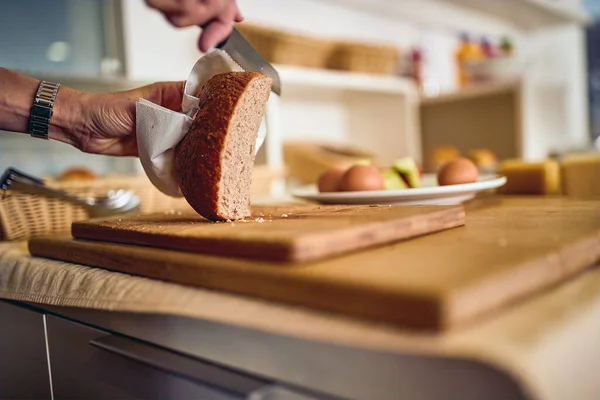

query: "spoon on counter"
xmin=0 ymin=167 xmax=140 ymax=218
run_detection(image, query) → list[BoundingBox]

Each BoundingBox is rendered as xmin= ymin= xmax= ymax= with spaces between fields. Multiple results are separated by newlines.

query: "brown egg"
xmin=317 ymin=167 xmax=346 ymax=193
xmin=437 ymin=157 xmax=479 ymax=186
xmin=340 ymin=165 xmax=385 ymax=192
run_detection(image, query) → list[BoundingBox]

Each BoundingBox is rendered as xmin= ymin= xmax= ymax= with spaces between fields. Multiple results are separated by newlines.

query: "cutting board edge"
xmin=71 ymin=223 xmax=296 ymax=263
xmin=443 ymin=230 xmax=600 ymax=329
xmin=288 ymin=206 xmax=466 ymax=262
xmin=28 ymin=236 xmax=448 ymax=330
xmin=71 ymin=205 xmax=467 ymax=264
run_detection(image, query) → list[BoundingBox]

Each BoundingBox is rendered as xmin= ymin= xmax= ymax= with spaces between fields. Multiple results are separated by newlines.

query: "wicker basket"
xmin=0 ymin=174 xmax=190 ymax=241
xmin=327 ymin=41 xmax=400 ymax=75
xmin=0 ymin=166 xmax=286 ymax=241
xmin=236 ymin=23 xmax=332 ymax=69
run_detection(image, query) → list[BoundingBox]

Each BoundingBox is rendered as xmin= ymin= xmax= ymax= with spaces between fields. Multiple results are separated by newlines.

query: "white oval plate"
xmin=290 ymin=174 xmax=507 ymax=206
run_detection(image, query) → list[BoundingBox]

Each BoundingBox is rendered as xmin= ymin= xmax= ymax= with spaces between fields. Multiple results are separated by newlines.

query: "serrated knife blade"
xmin=215 ymin=27 xmax=281 ymax=96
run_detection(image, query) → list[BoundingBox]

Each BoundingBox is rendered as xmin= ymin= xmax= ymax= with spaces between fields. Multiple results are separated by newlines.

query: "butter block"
xmin=497 ymin=159 xmax=560 ymax=195
xmin=561 ymin=153 xmax=600 ymax=199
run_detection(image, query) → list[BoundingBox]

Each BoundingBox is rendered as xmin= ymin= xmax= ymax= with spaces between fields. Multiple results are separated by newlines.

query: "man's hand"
xmin=0 ymin=68 xmax=185 ymax=157
xmin=145 ymin=0 xmax=243 ymax=52
xmin=75 ymin=82 xmax=185 ymax=157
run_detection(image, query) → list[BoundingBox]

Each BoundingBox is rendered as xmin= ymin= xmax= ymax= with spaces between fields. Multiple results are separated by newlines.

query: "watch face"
xmin=32 ymin=104 xmax=53 ymax=120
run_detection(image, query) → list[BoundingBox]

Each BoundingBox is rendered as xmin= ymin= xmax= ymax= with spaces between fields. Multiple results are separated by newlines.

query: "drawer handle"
xmin=90 ymin=335 xmax=332 ymax=400
xmin=90 ymin=334 xmax=270 ymax=398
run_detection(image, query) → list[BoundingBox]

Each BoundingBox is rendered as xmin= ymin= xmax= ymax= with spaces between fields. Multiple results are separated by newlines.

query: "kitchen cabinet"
xmin=420 ymin=20 xmax=593 ymax=164
xmin=0 ymin=301 xmax=51 ymax=400
xmin=268 ymin=67 xmax=422 ymax=168
xmin=420 ymin=80 xmax=524 ymax=166
xmin=45 ymin=315 xmax=248 ymax=399
xmin=0 ymin=299 xmax=331 ymax=400
xmin=44 ymin=314 xmax=325 ymax=400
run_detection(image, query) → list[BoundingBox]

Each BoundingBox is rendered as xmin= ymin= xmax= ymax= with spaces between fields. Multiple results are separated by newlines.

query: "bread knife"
xmin=215 ymin=27 xmax=281 ymax=95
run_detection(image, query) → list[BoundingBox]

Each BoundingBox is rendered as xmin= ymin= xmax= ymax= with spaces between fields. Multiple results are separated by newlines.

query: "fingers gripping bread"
xmin=174 ymin=71 xmax=272 ymax=221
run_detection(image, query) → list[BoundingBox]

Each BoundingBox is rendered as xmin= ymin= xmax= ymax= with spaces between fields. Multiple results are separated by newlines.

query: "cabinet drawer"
xmin=0 ymin=301 xmax=51 ymax=400
xmin=46 ymin=315 xmax=324 ymax=400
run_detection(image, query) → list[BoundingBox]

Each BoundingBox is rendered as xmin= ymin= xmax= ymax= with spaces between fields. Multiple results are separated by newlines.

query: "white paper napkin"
xmin=136 ymin=49 xmax=267 ymax=197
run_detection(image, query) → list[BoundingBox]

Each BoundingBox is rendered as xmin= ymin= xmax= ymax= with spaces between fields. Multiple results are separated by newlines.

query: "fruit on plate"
xmin=467 ymin=148 xmax=498 ymax=172
xmin=339 ymin=165 xmax=385 ymax=192
xmin=392 ymin=157 xmax=421 ymax=188
xmin=317 ymin=166 xmax=346 ymax=193
xmin=429 ymin=145 xmax=460 ymax=171
xmin=437 ymin=157 xmax=479 ymax=186
xmin=381 ymin=168 xmax=408 ymax=190
xmin=354 ymin=159 xmax=372 ymax=166
xmin=316 ymin=157 xmax=421 ymax=193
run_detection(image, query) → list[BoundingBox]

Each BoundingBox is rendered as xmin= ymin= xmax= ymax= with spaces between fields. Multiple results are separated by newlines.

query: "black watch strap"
xmin=27 ymin=80 xmax=61 ymax=140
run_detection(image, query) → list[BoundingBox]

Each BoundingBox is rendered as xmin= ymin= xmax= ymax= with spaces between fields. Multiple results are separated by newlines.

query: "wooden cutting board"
xmin=70 ymin=204 xmax=465 ymax=263
xmin=29 ymin=197 xmax=600 ymax=330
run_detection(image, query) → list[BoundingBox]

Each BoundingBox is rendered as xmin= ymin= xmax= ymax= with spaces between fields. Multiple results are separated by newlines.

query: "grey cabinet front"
xmin=45 ymin=315 xmax=247 ymax=400
xmin=0 ymin=301 xmax=52 ymax=400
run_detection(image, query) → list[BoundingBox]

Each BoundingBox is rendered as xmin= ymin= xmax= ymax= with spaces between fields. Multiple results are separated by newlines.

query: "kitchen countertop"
xmin=1 ymin=239 xmax=599 ymax=400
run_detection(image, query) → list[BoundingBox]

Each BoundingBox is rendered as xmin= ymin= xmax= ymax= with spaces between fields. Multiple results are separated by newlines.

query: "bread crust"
xmin=174 ymin=71 xmax=269 ymax=221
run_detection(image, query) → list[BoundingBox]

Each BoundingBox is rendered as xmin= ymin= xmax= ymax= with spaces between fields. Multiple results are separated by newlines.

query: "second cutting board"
xmin=29 ymin=197 xmax=600 ymax=330
xmin=71 ymin=204 xmax=465 ymax=263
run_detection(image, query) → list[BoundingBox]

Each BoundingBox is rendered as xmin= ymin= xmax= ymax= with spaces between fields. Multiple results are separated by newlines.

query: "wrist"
xmin=0 ymin=68 xmax=93 ymax=149
xmin=48 ymin=86 xmax=90 ymax=148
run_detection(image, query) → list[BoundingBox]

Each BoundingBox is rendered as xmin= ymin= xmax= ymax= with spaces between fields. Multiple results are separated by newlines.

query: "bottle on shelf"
xmin=480 ymin=36 xmax=497 ymax=59
xmin=500 ymin=36 xmax=514 ymax=57
xmin=410 ymin=47 xmax=423 ymax=87
xmin=455 ymin=33 xmax=483 ymax=88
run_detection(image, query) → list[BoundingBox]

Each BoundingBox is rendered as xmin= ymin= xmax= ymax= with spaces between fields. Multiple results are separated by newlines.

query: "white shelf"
xmin=276 ymin=65 xmax=418 ymax=96
xmin=448 ymin=0 xmax=591 ymax=31
xmin=322 ymin=0 xmax=589 ymax=35
xmin=420 ymin=79 xmax=522 ymax=106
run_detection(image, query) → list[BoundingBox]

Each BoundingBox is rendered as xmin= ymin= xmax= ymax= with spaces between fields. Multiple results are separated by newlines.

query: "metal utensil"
xmin=0 ymin=167 xmax=140 ymax=218
xmin=215 ymin=26 xmax=282 ymax=95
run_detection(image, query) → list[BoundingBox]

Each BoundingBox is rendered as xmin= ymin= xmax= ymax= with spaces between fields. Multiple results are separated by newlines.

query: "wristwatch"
xmin=27 ymin=80 xmax=61 ymax=140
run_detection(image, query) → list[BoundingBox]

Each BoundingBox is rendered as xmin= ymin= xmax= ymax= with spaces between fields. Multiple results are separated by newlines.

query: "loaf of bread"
xmin=58 ymin=166 xmax=97 ymax=181
xmin=174 ymin=71 xmax=272 ymax=221
xmin=467 ymin=148 xmax=498 ymax=172
xmin=428 ymin=145 xmax=460 ymax=171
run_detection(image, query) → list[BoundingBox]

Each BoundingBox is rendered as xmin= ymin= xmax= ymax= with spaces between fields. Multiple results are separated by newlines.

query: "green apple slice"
xmin=393 ymin=157 xmax=421 ymax=188
xmin=382 ymin=169 xmax=408 ymax=190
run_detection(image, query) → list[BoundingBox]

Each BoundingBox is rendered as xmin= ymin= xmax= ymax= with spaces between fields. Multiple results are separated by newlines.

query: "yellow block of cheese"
xmin=561 ymin=153 xmax=600 ymax=199
xmin=497 ymin=159 xmax=561 ymax=195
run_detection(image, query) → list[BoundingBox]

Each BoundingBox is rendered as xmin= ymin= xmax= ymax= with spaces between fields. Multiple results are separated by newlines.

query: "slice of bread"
xmin=174 ymin=71 xmax=272 ymax=221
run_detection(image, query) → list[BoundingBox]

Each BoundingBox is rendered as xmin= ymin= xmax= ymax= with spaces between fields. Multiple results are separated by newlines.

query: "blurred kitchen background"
xmin=0 ymin=0 xmax=599 ymax=191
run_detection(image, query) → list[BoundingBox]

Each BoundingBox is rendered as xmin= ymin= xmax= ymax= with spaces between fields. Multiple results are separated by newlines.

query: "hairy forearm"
xmin=0 ymin=67 xmax=89 ymax=146
xmin=0 ymin=67 xmax=38 ymax=133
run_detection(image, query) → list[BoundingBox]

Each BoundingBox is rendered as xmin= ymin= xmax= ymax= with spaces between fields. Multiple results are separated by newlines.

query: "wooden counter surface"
xmin=0 ymin=195 xmax=598 ymax=400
